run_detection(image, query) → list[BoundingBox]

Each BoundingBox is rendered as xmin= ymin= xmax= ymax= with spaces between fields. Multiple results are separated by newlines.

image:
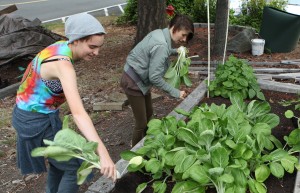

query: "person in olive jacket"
xmin=120 ymin=14 xmax=194 ymax=146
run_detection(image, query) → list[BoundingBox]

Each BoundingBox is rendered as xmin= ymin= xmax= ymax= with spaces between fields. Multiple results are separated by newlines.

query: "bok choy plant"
xmin=121 ymin=92 xmax=300 ymax=193
xmin=31 ymin=116 xmax=120 ymax=185
xmin=207 ymin=55 xmax=265 ymax=100
xmin=164 ymin=46 xmax=193 ymax=89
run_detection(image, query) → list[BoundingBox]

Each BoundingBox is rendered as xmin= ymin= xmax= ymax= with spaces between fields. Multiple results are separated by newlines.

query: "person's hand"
xmin=180 ymin=90 xmax=186 ymax=99
xmin=99 ymin=154 xmax=117 ymax=182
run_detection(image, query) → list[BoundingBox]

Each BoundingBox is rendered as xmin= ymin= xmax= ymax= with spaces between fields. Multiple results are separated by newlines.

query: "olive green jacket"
xmin=124 ymin=28 xmax=179 ymax=98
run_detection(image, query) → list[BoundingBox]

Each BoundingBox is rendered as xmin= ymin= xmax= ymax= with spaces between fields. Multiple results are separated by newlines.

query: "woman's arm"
xmin=49 ymin=60 xmax=116 ymax=181
xmin=148 ymin=45 xmax=181 ymax=98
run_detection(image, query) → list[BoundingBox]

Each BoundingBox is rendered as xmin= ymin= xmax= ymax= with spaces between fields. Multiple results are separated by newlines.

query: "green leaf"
xmin=256 ymin=114 xmax=280 ymax=129
xmin=256 ymin=91 xmax=265 ymax=100
xmin=285 ymin=110 xmax=294 ymax=119
xmin=177 ymin=128 xmax=199 ymax=147
xmin=208 ymin=167 xmax=224 ymax=176
xmin=145 ymin=158 xmax=161 ymax=174
xmin=147 ymin=119 xmax=162 ymax=135
xmin=129 ymin=156 xmax=143 ymax=166
xmin=52 ymin=128 xmax=87 ymax=151
xmin=285 ymin=129 xmax=300 ymax=146
xmin=179 ymin=64 xmax=189 ymax=77
xmin=231 ymin=168 xmax=248 ymax=186
xmin=211 ymin=147 xmax=229 ymax=168
xmin=62 ymin=115 xmax=70 ymax=130
xmin=31 ymin=146 xmax=74 ymax=161
xmin=182 ymin=74 xmax=192 ymax=87
xmin=136 ymin=183 xmax=147 ymax=193
xmin=281 ymin=155 xmax=298 ymax=173
xmin=77 ymin=161 xmax=93 ymax=185
xmin=248 ymin=88 xmax=256 ymax=99
xmin=255 ymin=164 xmax=270 ymax=182
xmin=166 ymin=73 xmax=181 ymax=89
xmin=223 ymin=80 xmax=233 ymax=88
xmin=148 ymin=119 xmax=162 ymax=128
xmin=174 ymin=155 xmax=196 ymax=173
xmin=189 ymin=165 xmax=210 ymax=185
xmin=229 ymin=92 xmax=246 ymax=112
xmin=152 ymin=181 xmax=167 ymax=193
xmin=135 ymin=146 xmax=152 ymax=155
xmin=247 ymin=100 xmax=271 ymax=119
xmin=237 ymin=77 xmax=248 ymax=87
xmin=202 ymin=111 xmax=218 ymax=120
xmin=270 ymin=162 xmax=284 ymax=178
xmin=254 ymin=181 xmax=267 ymax=193
xmin=171 ymin=181 xmax=205 ymax=193
xmin=164 ymin=66 xmax=176 ymax=79
xmin=174 ymin=108 xmax=190 ymax=116
xmin=218 ymin=173 xmax=234 ymax=183
xmin=225 ymin=139 xmax=237 ymax=149
xmin=120 ymin=150 xmax=138 ymax=161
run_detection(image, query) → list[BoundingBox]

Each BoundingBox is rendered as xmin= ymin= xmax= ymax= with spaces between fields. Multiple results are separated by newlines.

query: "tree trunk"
xmin=135 ymin=0 xmax=167 ymax=45
xmin=212 ymin=0 xmax=229 ymax=58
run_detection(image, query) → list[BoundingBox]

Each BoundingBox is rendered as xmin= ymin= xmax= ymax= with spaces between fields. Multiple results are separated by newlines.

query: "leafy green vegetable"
xmin=31 ymin=116 xmax=119 ymax=185
xmin=164 ymin=46 xmax=192 ymax=88
xmin=207 ymin=55 xmax=265 ymax=100
xmin=121 ymin=92 xmax=300 ymax=193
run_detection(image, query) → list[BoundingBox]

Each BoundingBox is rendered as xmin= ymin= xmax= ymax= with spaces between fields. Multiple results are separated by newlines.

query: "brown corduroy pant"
xmin=126 ymin=93 xmax=153 ymax=146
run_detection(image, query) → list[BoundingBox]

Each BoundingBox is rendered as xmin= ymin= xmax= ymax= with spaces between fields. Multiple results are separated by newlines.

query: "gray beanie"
xmin=65 ymin=13 xmax=106 ymax=43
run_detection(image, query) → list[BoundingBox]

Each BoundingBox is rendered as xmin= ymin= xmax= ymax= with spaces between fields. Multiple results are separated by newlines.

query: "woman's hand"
xmin=99 ymin=152 xmax=117 ymax=182
xmin=180 ymin=90 xmax=186 ymax=99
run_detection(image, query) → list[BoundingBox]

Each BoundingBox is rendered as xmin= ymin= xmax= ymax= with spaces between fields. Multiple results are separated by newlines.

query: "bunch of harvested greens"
xmin=164 ymin=46 xmax=193 ymax=88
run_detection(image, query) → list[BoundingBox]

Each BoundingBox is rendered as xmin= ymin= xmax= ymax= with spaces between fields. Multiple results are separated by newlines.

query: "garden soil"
xmin=0 ymin=16 xmax=300 ymax=193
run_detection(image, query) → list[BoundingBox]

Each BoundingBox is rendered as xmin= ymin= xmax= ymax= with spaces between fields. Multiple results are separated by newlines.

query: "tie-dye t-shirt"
xmin=16 ymin=41 xmax=73 ymax=114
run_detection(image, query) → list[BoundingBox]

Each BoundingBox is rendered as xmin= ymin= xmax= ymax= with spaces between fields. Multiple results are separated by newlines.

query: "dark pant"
xmin=12 ymin=106 xmax=81 ymax=193
xmin=46 ymin=158 xmax=80 ymax=193
xmin=126 ymin=93 xmax=153 ymax=146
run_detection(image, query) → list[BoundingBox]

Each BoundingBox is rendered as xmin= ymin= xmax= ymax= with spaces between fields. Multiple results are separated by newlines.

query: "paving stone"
xmin=106 ymin=92 xmax=127 ymax=102
xmin=93 ymin=102 xmax=124 ymax=111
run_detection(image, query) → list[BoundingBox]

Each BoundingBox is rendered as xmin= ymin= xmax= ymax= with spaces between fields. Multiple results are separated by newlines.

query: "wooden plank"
xmin=191 ymin=61 xmax=285 ymax=66
xmin=189 ymin=67 xmax=300 ymax=74
xmin=0 ymin=5 xmax=18 ymax=15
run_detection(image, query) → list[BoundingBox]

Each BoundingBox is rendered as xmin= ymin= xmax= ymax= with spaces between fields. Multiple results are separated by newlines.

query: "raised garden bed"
xmin=86 ymin=79 xmax=300 ymax=193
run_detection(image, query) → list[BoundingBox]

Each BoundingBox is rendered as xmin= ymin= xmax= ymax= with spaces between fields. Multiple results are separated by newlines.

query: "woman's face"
xmin=171 ymin=28 xmax=190 ymax=44
xmin=72 ymin=35 xmax=104 ymax=61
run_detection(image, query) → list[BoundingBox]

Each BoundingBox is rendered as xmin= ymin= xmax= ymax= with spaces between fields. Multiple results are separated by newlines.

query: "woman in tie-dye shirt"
xmin=12 ymin=13 xmax=116 ymax=193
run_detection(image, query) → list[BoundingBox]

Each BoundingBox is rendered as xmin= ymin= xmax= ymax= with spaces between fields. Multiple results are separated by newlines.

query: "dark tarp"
xmin=0 ymin=14 xmax=65 ymax=66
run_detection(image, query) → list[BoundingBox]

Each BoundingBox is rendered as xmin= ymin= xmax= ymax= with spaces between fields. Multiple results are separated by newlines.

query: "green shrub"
xmin=230 ymin=0 xmax=288 ymax=31
xmin=115 ymin=0 xmax=227 ymax=25
xmin=192 ymin=0 xmax=217 ymax=23
xmin=117 ymin=0 xmax=287 ymax=31
xmin=116 ymin=0 xmax=138 ymax=24
xmin=168 ymin=0 xmax=194 ymax=16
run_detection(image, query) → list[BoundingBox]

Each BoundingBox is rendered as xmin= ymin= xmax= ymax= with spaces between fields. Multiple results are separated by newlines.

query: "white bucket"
xmin=251 ymin=39 xmax=265 ymax=56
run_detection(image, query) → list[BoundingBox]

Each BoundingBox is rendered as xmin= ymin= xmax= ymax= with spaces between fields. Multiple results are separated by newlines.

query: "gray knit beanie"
xmin=65 ymin=13 xmax=106 ymax=43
